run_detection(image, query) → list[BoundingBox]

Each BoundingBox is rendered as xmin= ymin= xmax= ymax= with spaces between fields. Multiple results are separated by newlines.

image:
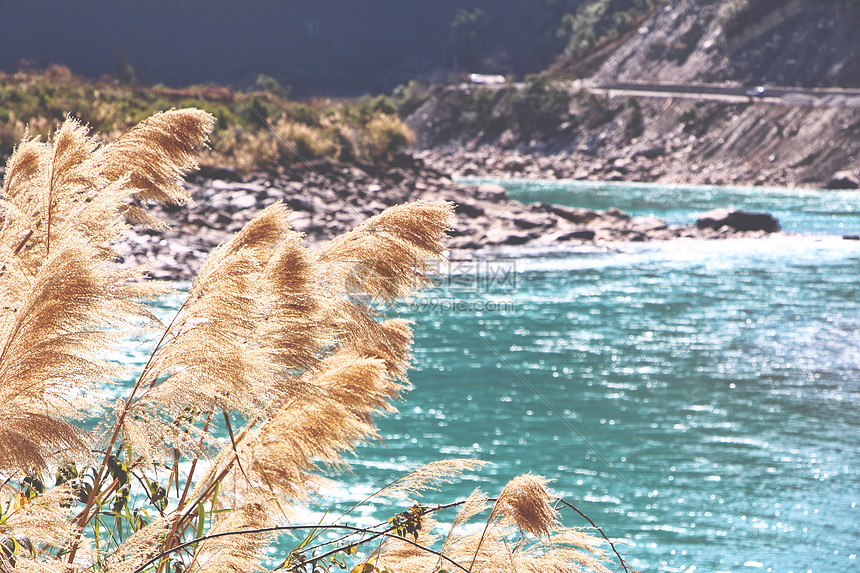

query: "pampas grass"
xmin=0 ymin=109 xmax=616 ymax=572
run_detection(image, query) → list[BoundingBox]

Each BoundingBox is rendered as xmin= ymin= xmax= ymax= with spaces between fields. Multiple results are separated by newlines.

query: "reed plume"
xmin=0 ymin=484 xmax=77 ymax=551
xmin=372 ymin=459 xmax=490 ymax=501
xmin=95 ymin=109 xmax=213 ymax=207
xmin=317 ymin=200 xmax=453 ymax=304
xmin=0 ymin=109 xmax=615 ymax=572
xmin=234 ymin=350 xmax=401 ymax=505
xmin=0 ymin=110 xmax=213 ymax=474
xmin=192 ymin=503 xmax=275 ymax=573
xmin=374 ymin=474 xmax=610 ymax=573
xmin=493 ymin=474 xmax=559 ymax=537
xmin=107 ymin=516 xmax=179 ymax=573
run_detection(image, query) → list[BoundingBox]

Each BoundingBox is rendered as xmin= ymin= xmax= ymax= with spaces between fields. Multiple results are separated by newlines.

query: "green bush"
xmin=499 ymin=74 xmax=572 ymax=134
xmin=391 ymin=80 xmax=432 ymax=117
xmin=623 ymin=97 xmax=644 ymax=139
xmin=558 ymin=0 xmax=662 ymax=60
xmin=362 ymin=113 xmax=415 ymax=162
xmin=287 ymin=101 xmax=320 ymax=126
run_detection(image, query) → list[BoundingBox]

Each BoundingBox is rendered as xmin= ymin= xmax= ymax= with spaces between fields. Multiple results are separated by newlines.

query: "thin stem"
xmin=168 ymin=398 xmax=279 ymax=533
xmin=177 ymin=409 xmax=215 ymax=511
xmin=156 ymin=407 xmax=215 ymax=573
xmin=13 ymin=229 xmax=33 ymax=256
xmin=67 ymin=297 xmax=189 ymax=564
xmin=467 ymin=504 xmax=499 ymax=572
xmin=299 ymin=500 xmax=466 ymax=557
xmin=45 ymin=146 xmax=56 ymax=257
xmin=129 ymin=524 xmax=470 ymax=573
xmin=299 ymin=449 xmax=470 ymax=553
xmin=554 ymin=499 xmax=632 ymax=573
xmin=0 ymin=227 xmax=35 ymax=280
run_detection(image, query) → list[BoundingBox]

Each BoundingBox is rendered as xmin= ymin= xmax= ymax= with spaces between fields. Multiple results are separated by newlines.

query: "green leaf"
xmin=0 ymin=537 xmax=20 ymax=557
xmin=196 ymin=501 xmax=206 ymax=541
xmin=209 ymin=481 xmax=220 ymax=525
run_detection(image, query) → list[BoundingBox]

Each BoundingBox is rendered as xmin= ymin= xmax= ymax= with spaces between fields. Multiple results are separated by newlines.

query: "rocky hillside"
xmin=415 ymin=95 xmax=860 ymax=188
xmin=590 ymin=0 xmax=860 ymax=88
xmin=405 ymin=0 xmax=860 ymax=189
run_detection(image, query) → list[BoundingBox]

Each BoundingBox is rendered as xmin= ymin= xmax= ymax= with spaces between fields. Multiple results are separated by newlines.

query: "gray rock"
xmin=503 ymin=156 xmax=529 ymax=172
xmin=501 ymin=231 xmax=543 ymax=245
xmin=825 ymin=171 xmax=859 ymax=189
xmin=285 ymin=196 xmax=315 ymax=212
xmin=474 ymin=183 xmax=508 ymax=202
xmin=512 ymin=214 xmax=547 ymax=229
xmin=209 ymin=180 xmax=267 ymax=194
xmin=558 ymin=229 xmax=596 ymax=241
xmin=196 ymin=165 xmax=243 ymax=182
xmin=696 ymin=209 xmax=780 ymax=233
xmin=551 ymin=206 xmax=600 ymax=224
xmin=630 ymin=217 xmax=668 ymax=233
xmin=230 ymin=194 xmax=259 ymax=210
xmin=634 ymin=146 xmax=666 ymax=160
xmin=289 ymin=212 xmax=314 ymax=230
xmin=604 ymin=207 xmax=632 ymax=221
xmin=454 ymin=201 xmax=486 ymax=218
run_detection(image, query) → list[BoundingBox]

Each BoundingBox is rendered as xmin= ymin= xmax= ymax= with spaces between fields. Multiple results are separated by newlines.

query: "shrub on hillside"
xmin=362 ymin=113 xmax=415 ymax=162
xmin=391 ymin=80 xmax=433 ymax=117
xmin=557 ymin=0 xmax=662 ymax=61
xmin=499 ymin=74 xmax=572 ymax=135
xmin=273 ymin=118 xmax=337 ymax=162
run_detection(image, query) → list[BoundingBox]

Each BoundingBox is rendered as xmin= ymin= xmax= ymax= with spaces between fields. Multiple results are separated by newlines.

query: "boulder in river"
xmin=474 ymin=183 xmax=508 ymax=202
xmin=696 ymin=209 xmax=780 ymax=233
xmin=558 ymin=229 xmax=596 ymax=241
xmin=454 ymin=200 xmax=486 ymax=218
xmin=825 ymin=171 xmax=860 ymax=190
xmin=550 ymin=205 xmax=600 ymax=224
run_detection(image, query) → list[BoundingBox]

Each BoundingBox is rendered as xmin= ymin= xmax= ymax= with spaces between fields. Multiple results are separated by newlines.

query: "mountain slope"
xmin=589 ymin=0 xmax=860 ymax=87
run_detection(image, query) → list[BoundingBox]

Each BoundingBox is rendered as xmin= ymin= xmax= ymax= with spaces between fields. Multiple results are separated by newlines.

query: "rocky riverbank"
xmin=113 ymin=156 xmax=783 ymax=280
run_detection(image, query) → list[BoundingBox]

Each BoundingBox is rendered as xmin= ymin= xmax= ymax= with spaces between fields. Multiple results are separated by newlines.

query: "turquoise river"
xmin=138 ymin=180 xmax=859 ymax=572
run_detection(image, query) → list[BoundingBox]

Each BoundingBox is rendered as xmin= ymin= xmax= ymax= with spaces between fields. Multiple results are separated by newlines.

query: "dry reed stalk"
xmin=190 ymin=503 xmax=275 ymax=573
xmin=106 ymin=516 xmax=180 ymax=573
xmin=494 ymin=474 xmax=559 ymax=537
xmin=0 ymin=108 xmax=613 ymax=573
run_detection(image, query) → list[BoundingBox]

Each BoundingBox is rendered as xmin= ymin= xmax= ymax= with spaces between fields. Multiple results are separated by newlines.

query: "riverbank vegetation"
xmin=0 ymin=109 xmax=631 ymax=571
xmin=0 ymin=68 xmax=587 ymax=176
xmin=0 ymin=69 xmax=413 ymax=173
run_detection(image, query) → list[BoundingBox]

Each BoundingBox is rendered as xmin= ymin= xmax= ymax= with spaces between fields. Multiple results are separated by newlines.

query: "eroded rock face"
xmin=696 ymin=209 xmax=781 ymax=233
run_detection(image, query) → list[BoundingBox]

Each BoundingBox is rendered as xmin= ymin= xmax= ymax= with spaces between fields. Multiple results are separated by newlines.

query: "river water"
xmin=131 ymin=180 xmax=859 ymax=572
xmin=343 ymin=180 xmax=860 ymax=572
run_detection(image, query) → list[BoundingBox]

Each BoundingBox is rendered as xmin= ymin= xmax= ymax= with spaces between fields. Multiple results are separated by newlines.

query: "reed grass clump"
xmin=0 ymin=109 xmax=626 ymax=572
